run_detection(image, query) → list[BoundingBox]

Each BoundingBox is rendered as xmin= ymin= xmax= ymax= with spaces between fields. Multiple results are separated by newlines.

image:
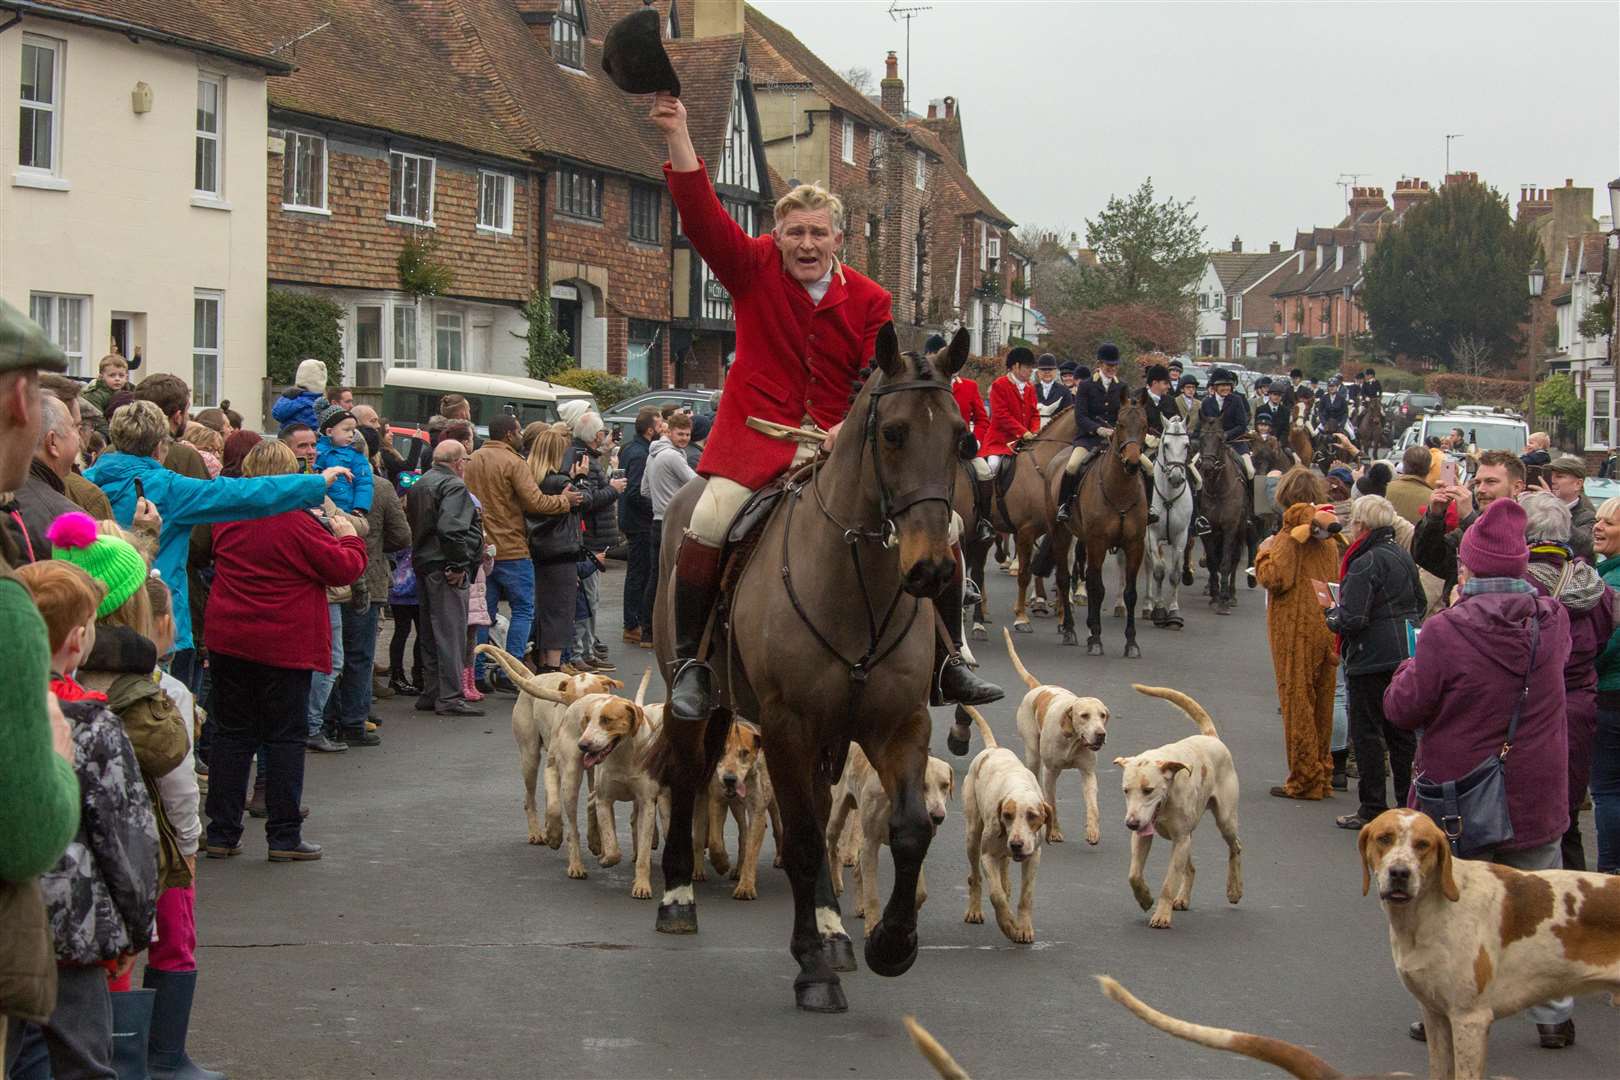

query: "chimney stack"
xmin=1231 ymin=236 xmax=1242 ymax=253
xmin=1348 ymin=185 xmax=1388 ymax=221
xmin=692 ymin=0 xmax=744 ymax=39
xmin=1391 ymin=178 xmax=1432 ymax=217
xmin=1444 ymin=171 xmax=1480 ymax=189
xmin=1518 ymin=186 xmax=1553 ymax=225
xmin=943 ymin=95 xmax=956 ymax=119
xmin=1269 ymin=240 xmax=1281 ymax=254
xmin=880 ymin=51 xmax=904 ymax=117
xmin=926 ymin=100 xmax=938 ymax=120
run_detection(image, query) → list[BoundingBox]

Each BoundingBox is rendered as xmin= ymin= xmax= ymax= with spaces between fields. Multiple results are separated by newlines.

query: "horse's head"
xmin=1196 ymin=417 xmax=1227 ymax=469
xmin=1158 ymin=416 xmax=1190 ymax=490
xmin=859 ymin=323 xmax=970 ymax=598
xmin=1112 ymin=399 xmax=1147 ymax=473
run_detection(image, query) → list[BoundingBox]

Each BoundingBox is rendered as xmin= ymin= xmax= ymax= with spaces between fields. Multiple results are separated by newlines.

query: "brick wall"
xmin=545 ymin=171 xmax=672 ymax=377
xmin=827 ymin=111 xmax=883 ymax=278
xmin=268 ymin=127 xmax=535 ymax=302
xmin=875 ymin=139 xmax=931 ymax=325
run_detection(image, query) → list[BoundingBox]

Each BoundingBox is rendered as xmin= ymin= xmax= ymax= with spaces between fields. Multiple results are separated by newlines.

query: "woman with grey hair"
xmin=1519 ymin=489 xmax=1616 ymax=871
xmin=1591 ymin=496 xmax=1620 ymax=871
xmin=1323 ymin=494 xmax=1424 ymax=830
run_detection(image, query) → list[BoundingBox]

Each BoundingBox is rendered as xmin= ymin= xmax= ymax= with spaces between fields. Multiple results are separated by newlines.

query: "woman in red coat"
xmin=651 ymin=93 xmax=999 ymax=722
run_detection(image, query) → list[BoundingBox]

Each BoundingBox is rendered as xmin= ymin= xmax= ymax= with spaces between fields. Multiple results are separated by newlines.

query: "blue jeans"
xmin=477 ymin=559 xmax=535 ymax=674
xmin=336 ymin=603 xmax=381 ymax=730
xmin=1332 ymin=660 xmax=1348 ymax=753
xmin=573 ymin=572 xmax=599 ymax=657
xmin=307 ymin=603 xmax=343 ymax=737
xmin=1592 ymin=704 xmax=1620 ymax=873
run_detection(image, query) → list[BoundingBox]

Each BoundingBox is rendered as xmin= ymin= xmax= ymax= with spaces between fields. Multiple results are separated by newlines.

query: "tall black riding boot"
xmin=931 ymin=559 xmax=1003 ymax=709
xmin=973 ymin=477 xmax=997 ymax=543
xmin=1054 ymin=467 xmax=1082 ymax=524
xmin=669 ymin=535 xmax=724 ymax=724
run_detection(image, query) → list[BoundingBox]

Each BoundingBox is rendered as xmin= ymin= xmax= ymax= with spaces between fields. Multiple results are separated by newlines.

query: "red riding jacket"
xmin=664 ymin=160 xmax=892 ymax=489
xmin=980 ymin=374 xmax=1040 ymax=459
xmin=951 ymin=376 xmax=990 ymax=448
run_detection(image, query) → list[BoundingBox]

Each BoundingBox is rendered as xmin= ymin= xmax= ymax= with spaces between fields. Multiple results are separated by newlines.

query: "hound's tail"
xmin=1131 ymin=684 xmax=1217 ymax=738
xmin=473 ymin=644 xmax=570 ymax=705
xmin=902 ymin=1017 xmax=970 ymax=1080
xmin=1002 ymin=627 xmax=1041 ymax=691
xmin=633 ymin=666 xmax=652 ymax=709
xmin=958 ymin=705 xmax=998 ymax=750
xmin=1095 ymin=977 xmax=1342 ymax=1080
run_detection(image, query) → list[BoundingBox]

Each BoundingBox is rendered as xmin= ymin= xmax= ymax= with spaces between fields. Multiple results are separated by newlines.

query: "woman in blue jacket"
xmin=86 ymin=401 xmax=350 ymax=654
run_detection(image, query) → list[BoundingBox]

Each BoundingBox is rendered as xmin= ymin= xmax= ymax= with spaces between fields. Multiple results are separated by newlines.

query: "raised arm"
xmin=651 ymin=92 xmax=765 ymax=292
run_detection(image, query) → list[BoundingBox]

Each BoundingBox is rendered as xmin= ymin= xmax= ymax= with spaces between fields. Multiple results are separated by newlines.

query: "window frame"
xmin=393 ymin=304 xmax=418 ymax=368
xmin=434 ymin=311 xmax=464 ymax=371
xmin=18 ymin=34 xmax=63 ymax=177
xmin=353 ymin=304 xmax=384 ymax=388
xmin=476 ymin=169 xmax=514 ymax=234
xmin=281 ymin=130 xmax=328 ymax=213
xmin=28 ymin=292 xmax=87 ymax=377
xmin=552 ymin=0 xmax=585 ymax=70
xmin=1591 ymin=387 xmax=1612 ymax=449
xmin=194 ymin=73 xmax=224 ymax=199
xmin=629 ymin=183 xmax=661 ymax=244
xmin=554 ymin=166 xmax=603 ymax=222
xmin=914 ymin=149 xmax=926 ymax=191
xmin=841 ymin=120 xmax=855 ymax=165
xmin=191 ymin=290 xmax=223 ymax=408
xmin=387 ymin=150 xmax=436 ymax=226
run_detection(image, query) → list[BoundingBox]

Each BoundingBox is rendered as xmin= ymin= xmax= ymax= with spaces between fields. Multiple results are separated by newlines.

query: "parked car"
xmin=1585 ymin=476 xmax=1620 ymax=502
xmin=603 ymin=387 xmax=722 ymax=442
xmin=1388 ymin=390 xmax=1444 ymax=435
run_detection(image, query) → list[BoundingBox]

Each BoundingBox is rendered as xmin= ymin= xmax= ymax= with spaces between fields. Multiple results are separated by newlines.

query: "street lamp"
xmin=1527 ymin=262 xmax=1546 ymax=433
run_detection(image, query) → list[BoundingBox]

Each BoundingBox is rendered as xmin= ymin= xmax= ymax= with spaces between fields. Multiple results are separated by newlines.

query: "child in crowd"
xmin=82 ymin=352 xmax=130 ymax=414
xmin=387 ymin=548 xmax=423 ymax=696
xmin=183 ymin=422 xmax=224 ymax=479
xmin=271 ymin=358 xmax=329 ymax=433
xmin=315 ymin=407 xmax=373 ymax=519
xmin=11 ymin=557 xmax=159 ymax=1080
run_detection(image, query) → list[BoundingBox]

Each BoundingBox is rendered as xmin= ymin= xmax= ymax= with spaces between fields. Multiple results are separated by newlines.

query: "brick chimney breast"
xmin=927 ymin=101 xmax=938 ymax=119
xmin=1232 ymin=236 xmax=1242 ymax=253
xmin=944 ymin=96 xmax=955 ymax=119
xmin=1269 ymin=241 xmax=1281 ymax=254
xmin=880 ymin=50 xmax=904 ymax=116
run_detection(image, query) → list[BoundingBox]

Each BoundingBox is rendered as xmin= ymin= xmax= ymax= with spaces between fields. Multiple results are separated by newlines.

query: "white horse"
xmin=1145 ymin=416 xmax=1194 ymax=628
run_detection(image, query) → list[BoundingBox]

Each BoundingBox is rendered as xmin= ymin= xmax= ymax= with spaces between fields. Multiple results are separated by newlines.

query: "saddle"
xmin=717 ymin=459 xmax=820 ymax=596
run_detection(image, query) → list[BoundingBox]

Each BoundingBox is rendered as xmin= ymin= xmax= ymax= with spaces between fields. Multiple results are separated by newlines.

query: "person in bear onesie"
xmin=1255 ymin=467 xmax=1343 ymax=800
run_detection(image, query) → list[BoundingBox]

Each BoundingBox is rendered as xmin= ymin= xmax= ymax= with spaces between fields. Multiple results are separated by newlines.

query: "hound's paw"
xmin=1148 ymin=906 xmax=1173 ymax=929
xmin=964 ymin=905 xmax=984 ymax=925
xmin=527 ymin=828 xmax=545 ymax=845
xmin=773 ymin=854 xmax=784 ymax=868
xmin=1130 ymin=879 xmax=1153 ymax=911
xmin=1012 ymin=920 xmax=1035 ymax=944
xmin=841 ymin=852 xmax=857 ymax=867
xmin=1047 ymin=829 xmax=1065 ymax=844
xmin=544 ymin=824 xmax=563 ymax=849
xmin=1227 ymin=883 xmax=1243 ymax=905
xmin=1085 ymin=824 xmax=1100 ymax=846
xmin=692 ymin=866 xmax=708 ymax=882
xmin=567 ymin=863 xmax=588 ymax=880
xmin=708 ymin=853 xmax=732 ymax=877
xmin=631 ymin=880 xmax=653 ymax=900
xmin=1172 ymin=897 xmax=1190 ymax=911
xmin=731 ymin=881 xmax=757 ymax=901
xmin=727 ymin=865 xmax=741 ymax=882
xmin=599 ymin=850 xmax=622 ymax=869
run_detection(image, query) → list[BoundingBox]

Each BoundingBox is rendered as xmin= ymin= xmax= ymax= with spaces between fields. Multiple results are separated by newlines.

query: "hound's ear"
xmin=1157 ymin=760 xmax=1188 ymax=779
xmin=1437 ymin=838 xmax=1460 ymax=902
xmin=1357 ymin=822 xmax=1374 ymax=897
xmin=606 ymin=678 xmax=625 ymax=690
xmin=873 ymin=322 xmax=902 ymax=378
xmin=1112 ymin=756 xmax=1129 ymax=768
xmin=940 ymin=327 xmax=971 ymax=376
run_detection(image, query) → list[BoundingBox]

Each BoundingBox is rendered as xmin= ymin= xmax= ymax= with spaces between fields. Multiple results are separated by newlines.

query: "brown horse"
xmin=1356 ymin=393 xmax=1385 ymax=460
xmin=1046 ymin=399 xmax=1149 ymax=656
xmin=1195 ymin=421 xmax=1249 ymax=614
xmin=994 ymin=408 xmax=1077 ymax=633
xmin=648 ymin=325 xmax=969 ymax=1014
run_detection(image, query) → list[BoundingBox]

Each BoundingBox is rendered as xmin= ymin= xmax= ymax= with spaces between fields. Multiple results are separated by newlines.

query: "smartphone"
xmin=133 ymin=478 xmax=145 ymax=502
xmin=610 ymin=468 xmax=626 ymax=480
xmin=1439 ymin=459 xmax=1458 ymax=488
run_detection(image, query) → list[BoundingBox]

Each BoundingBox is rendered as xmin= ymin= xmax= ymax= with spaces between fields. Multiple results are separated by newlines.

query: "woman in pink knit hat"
xmin=1384 ymin=495 xmax=1579 ymax=1048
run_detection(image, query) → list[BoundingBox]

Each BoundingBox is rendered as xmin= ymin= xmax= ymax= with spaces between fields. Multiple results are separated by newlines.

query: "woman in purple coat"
xmin=1384 ymin=496 xmax=1577 ymax=1048
xmin=1518 ymin=490 xmax=1615 ymax=873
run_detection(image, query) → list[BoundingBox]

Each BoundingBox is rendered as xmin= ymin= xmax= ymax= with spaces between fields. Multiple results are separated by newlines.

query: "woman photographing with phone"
xmin=526 ymin=430 xmax=591 ymax=673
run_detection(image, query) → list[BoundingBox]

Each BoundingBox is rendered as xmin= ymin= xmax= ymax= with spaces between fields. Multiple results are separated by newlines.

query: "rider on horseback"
xmin=1055 ymin=342 xmax=1126 ymax=524
xmin=1318 ymin=374 xmax=1350 ymax=436
xmin=979 ymin=346 xmax=1040 ymax=516
xmin=1132 ymin=363 xmax=1182 ymax=524
xmin=1200 ymin=370 xmax=1257 ymax=482
xmin=1255 ymin=382 xmax=1289 ymax=438
xmin=651 ymin=93 xmax=1001 ymax=724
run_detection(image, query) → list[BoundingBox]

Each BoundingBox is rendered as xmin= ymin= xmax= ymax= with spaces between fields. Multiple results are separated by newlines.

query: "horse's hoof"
xmin=1216 ymin=603 xmax=1232 ymax=616
xmin=1150 ymin=606 xmax=1167 ymax=626
xmin=1182 ymin=570 xmax=1196 ymax=586
xmin=824 ymin=933 xmax=858 ymax=972
xmin=1124 ymin=642 xmax=1141 ymax=659
xmin=946 ymin=729 xmax=970 ymax=756
xmin=971 ymin=624 xmax=987 ymax=642
xmin=1166 ymin=616 xmax=1184 ymax=630
xmin=1059 ymin=628 xmax=1078 ymax=647
xmin=1014 ymin=621 xmax=1033 ymax=634
xmin=1086 ymin=640 xmax=1103 ymax=656
xmin=864 ymin=924 xmax=919 ymax=978
xmin=655 ymin=901 xmax=698 ymax=935
xmin=794 ymin=976 xmax=848 ymax=1013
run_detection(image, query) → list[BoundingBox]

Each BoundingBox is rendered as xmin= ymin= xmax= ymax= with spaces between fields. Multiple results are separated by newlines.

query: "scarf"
xmin=1460 ymin=576 xmax=1533 ymax=596
xmin=1526 ymin=544 xmax=1609 ymax=612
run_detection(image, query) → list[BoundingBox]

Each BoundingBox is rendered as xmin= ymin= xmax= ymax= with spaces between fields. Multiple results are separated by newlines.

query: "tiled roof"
xmin=1208 ymin=252 xmax=1273 ymax=290
xmin=906 ymin=122 xmax=1012 ymax=227
xmin=9 ymin=0 xmax=292 ymax=72
xmin=1228 ymin=252 xmax=1294 ymax=293
xmin=742 ymin=4 xmax=897 ymax=132
xmin=665 ymin=36 xmax=744 ymax=170
xmin=765 ymin=162 xmax=789 ymax=201
xmin=1565 ymin=232 xmax=1610 ymax=278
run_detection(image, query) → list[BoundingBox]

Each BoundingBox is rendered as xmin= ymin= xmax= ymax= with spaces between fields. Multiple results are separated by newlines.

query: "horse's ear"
xmin=939 ymin=328 xmax=971 ymax=377
xmin=873 ymin=322 xmax=902 ymax=378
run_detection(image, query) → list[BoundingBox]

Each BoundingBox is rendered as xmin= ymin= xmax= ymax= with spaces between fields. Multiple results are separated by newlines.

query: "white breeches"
xmin=1064 ymin=446 xmax=1094 ymax=477
xmin=968 ymin=457 xmax=992 ymax=481
xmin=985 ymin=454 xmax=1009 ymax=477
xmin=688 ymin=442 xmax=820 ymax=547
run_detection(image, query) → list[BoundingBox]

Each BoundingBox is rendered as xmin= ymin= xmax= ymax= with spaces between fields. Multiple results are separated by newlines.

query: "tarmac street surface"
xmin=193 ymin=560 xmax=1617 ymax=1079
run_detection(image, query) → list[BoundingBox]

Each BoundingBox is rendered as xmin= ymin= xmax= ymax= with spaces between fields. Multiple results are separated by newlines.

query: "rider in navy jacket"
xmin=1318 ymin=375 xmax=1351 ymax=433
xmin=1199 ymin=369 xmax=1256 ymax=480
xmin=1056 ymin=343 xmax=1126 ymax=523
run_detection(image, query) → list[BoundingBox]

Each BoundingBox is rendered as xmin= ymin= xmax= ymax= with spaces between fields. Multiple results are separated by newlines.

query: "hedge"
xmin=546 ymin=368 xmax=647 ymax=410
xmin=1294 ymin=345 xmax=1343 ymax=380
xmin=265 ymin=289 xmax=343 ymax=386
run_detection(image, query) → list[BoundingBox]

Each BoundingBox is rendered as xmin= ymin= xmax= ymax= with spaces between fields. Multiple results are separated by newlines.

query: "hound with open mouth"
xmin=693 ymin=717 xmax=783 ymax=900
xmin=1114 ymin=684 xmax=1242 ymax=929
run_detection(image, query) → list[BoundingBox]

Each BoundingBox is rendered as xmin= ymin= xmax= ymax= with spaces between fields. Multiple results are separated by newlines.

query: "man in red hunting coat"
xmin=935 ymin=332 xmax=993 ymax=543
xmin=981 ymin=346 xmax=1040 ymax=470
xmin=650 ymin=93 xmax=1000 ymax=724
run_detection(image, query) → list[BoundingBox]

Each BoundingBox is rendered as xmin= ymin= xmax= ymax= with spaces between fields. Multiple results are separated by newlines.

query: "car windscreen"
xmin=1428 ymin=420 xmax=1523 ymax=452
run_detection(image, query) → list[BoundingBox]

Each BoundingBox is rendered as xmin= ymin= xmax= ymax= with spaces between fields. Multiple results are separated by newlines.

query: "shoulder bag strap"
xmin=1501 ymin=615 xmax=1540 ymax=758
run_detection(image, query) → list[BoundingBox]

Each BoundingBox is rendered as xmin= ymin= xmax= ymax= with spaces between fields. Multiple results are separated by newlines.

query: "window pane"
xmin=21 ymin=44 xmax=51 ymax=104
xmin=195 ymin=138 xmax=216 ymax=193
xmin=394 ymin=306 xmax=417 ymax=363
xmin=305 ymin=137 xmax=324 ymax=207
xmin=390 ymin=154 xmax=403 ymax=216
xmin=356 ymin=306 xmax=382 ymax=359
xmin=196 ymin=80 xmax=218 ymax=134
xmin=30 ymin=295 xmax=49 ymax=332
xmin=19 ymin=107 xmax=36 ymax=167
xmin=60 ymin=299 xmax=80 ymax=354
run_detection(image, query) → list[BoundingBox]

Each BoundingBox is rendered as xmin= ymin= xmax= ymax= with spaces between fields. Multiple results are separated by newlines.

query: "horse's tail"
xmin=1095 ymin=977 xmax=1342 ymax=1080
xmin=473 ymin=644 xmax=571 ymax=704
xmin=902 ymin=1017 xmax=970 ymax=1080
xmin=1001 ymin=627 xmax=1041 ymax=691
xmin=1131 ymin=684 xmax=1217 ymax=738
xmin=633 ymin=666 xmax=653 ymax=709
xmin=958 ymin=704 xmax=998 ymax=750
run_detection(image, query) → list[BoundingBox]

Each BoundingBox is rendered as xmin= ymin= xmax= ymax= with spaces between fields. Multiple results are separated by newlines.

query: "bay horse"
xmin=1144 ymin=415 xmax=1194 ymax=628
xmin=1047 ymin=399 xmax=1149 ymax=656
xmin=1355 ymin=393 xmax=1385 ymax=461
xmin=1195 ymin=421 xmax=1248 ymax=615
xmin=991 ymin=408 xmax=1077 ymax=634
xmin=648 ymin=324 xmax=969 ymax=1014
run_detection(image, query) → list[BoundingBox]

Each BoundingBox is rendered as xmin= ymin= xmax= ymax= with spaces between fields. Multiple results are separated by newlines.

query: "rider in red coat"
xmin=937 ymin=332 xmax=993 ymax=542
xmin=980 ymin=347 xmax=1040 ymax=461
xmin=652 ymin=93 xmax=999 ymax=723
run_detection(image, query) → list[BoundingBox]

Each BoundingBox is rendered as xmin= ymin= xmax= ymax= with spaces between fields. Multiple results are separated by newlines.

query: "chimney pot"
xmin=885 ymin=51 xmax=898 ymax=78
xmin=1231 ymin=236 xmax=1242 ymax=253
xmin=927 ymin=102 xmax=937 ymax=119
xmin=944 ymin=95 xmax=956 ymax=118
xmin=1566 ymin=178 xmax=1574 ymax=187
xmin=1269 ymin=240 xmax=1281 ymax=254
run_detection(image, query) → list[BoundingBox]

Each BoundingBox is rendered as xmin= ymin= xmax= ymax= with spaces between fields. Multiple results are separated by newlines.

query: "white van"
xmin=380 ymin=368 xmax=596 ymax=430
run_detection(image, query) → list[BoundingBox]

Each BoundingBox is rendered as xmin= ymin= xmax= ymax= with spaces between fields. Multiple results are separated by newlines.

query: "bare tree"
xmin=842 ymin=66 xmax=874 ymax=95
xmin=1451 ymin=333 xmax=1495 ymax=403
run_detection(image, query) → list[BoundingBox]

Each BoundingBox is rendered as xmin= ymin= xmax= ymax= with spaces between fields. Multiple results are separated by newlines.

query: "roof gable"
xmin=742 ymin=4 xmax=896 ymax=132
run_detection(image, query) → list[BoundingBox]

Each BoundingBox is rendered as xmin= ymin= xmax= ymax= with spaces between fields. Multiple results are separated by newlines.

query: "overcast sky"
xmin=753 ymin=1 xmax=1620 ymax=251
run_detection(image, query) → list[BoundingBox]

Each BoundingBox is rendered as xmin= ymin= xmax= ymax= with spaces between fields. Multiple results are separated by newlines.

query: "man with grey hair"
xmin=405 ymin=438 xmax=485 ymax=716
xmin=351 ymin=404 xmax=381 ymax=431
xmin=563 ymin=409 xmax=626 ymax=670
xmin=12 ymin=394 xmax=88 ymax=555
xmin=1385 ymin=444 xmax=1435 ymax=525
xmin=1519 ymin=487 xmax=1615 ymax=872
xmin=39 ymin=373 xmax=111 ymax=518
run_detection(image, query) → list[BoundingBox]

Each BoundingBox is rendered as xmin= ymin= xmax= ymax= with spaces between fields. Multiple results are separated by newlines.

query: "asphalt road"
xmin=190 ymin=558 xmax=1616 ymax=1079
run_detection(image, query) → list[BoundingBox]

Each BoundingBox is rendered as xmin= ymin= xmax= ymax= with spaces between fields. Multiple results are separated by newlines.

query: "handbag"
xmin=1413 ymin=615 xmax=1539 ymax=857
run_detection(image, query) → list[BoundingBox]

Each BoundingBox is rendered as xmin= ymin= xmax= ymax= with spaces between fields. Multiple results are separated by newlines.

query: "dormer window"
xmin=553 ymin=0 xmax=584 ymax=69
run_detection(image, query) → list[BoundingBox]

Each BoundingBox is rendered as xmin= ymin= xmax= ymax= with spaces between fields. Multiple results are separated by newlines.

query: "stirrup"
xmin=1192 ymin=515 xmax=1212 ymax=536
xmin=668 ymin=658 xmax=713 ymax=723
xmin=934 ymin=655 xmax=1004 ymax=707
